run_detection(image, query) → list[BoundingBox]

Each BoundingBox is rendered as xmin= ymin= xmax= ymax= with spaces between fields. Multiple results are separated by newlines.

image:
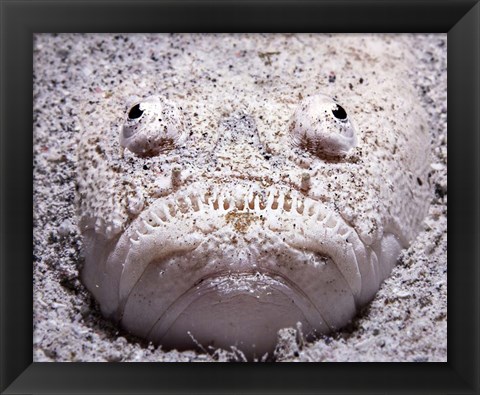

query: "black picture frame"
xmin=1 ymin=0 xmax=479 ymax=394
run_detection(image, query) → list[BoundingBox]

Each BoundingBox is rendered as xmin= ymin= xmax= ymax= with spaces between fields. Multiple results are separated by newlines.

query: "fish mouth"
xmin=82 ymin=181 xmax=395 ymax=357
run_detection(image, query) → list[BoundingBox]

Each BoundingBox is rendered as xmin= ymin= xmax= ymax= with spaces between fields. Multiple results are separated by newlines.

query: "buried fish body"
xmin=76 ymin=35 xmax=431 ymax=358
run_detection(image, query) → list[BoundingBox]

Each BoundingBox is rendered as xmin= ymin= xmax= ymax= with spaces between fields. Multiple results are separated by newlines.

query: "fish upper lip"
xmin=122 ymin=179 xmax=366 ymax=287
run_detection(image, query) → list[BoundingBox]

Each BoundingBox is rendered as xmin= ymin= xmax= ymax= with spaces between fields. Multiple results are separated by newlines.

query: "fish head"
xmin=76 ymin=35 xmax=431 ymax=358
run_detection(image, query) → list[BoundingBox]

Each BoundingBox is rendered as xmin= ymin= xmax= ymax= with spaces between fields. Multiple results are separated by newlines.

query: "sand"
xmin=33 ymin=33 xmax=446 ymax=362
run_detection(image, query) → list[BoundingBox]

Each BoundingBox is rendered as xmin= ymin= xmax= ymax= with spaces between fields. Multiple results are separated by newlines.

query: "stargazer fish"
xmin=76 ymin=34 xmax=431 ymax=358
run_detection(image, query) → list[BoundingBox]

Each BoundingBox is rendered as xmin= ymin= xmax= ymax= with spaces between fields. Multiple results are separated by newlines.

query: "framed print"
xmin=1 ymin=0 xmax=479 ymax=394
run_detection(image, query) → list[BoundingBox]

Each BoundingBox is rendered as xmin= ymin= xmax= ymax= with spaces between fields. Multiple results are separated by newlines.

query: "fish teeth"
xmin=290 ymin=194 xmax=298 ymax=212
xmin=224 ymin=191 xmax=235 ymax=211
xmin=254 ymin=194 xmax=261 ymax=211
xmin=187 ymin=194 xmax=200 ymax=211
xmin=129 ymin=237 xmax=140 ymax=245
xmin=266 ymin=190 xmax=275 ymax=209
xmin=150 ymin=211 xmax=165 ymax=224
xmin=296 ymin=198 xmax=305 ymax=215
xmin=245 ymin=190 xmax=254 ymax=210
xmin=340 ymin=228 xmax=352 ymax=241
xmin=135 ymin=229 xmax=146 ymax=238
xmin=330 ymin=219 xmax=342 ymax=233
xmin=277 ymin=193 xmax=285 ymax=211
xmin=304 ymin=199 xmax=317 ymax=216
xmin=161 ymin=203 xmax=174 ymax=220
xmin=209 ymin=189 xmax=219 ymax=210
xmin=283 ymin=194 xmax=293 ymax=212
xmin=130 ymin=186 xmax=356 ymax=238
xmin=234 ymin=190 xmax=245 ymax=210
xmin=318 ymin=209 xmax=327 ymax=222
xmin=218 ymin=190 xmax=232 ymax=212
xmin=142 ymin=219 xmax=156 ymax=231
xmin=175 ymin=194 xmax=190 ymax=214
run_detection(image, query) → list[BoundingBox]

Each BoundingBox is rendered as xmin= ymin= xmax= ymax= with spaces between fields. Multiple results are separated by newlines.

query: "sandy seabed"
xmin=33 ymin=33 xmax=447 ymax=362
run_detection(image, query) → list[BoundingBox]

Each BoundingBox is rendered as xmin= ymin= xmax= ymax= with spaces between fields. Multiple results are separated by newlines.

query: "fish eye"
xmin=128 ymin=104 xmax=144 ymax=120
xmin=289 ymin=94 xmax=357 ymax=157
xmin=120 ymin=96 xmax=185 ymax=157
xmin=332 ymin=104 xmax=347 ymax=120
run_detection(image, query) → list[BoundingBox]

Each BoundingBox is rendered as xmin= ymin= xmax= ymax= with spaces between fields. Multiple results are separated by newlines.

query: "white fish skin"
xmin=76 ymin=34 xmax=431 ymax=358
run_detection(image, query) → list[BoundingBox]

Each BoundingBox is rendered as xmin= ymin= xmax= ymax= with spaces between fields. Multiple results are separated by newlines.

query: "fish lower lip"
xmin=145 ymin=271 xmax=325 ymax=358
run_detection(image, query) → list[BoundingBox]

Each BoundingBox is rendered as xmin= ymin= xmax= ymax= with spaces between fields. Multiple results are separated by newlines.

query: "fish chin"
xmin=150 ymin=272 xmax=322 ymax=358
xmin=81 ymin=181 xmax=403 ymax=356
